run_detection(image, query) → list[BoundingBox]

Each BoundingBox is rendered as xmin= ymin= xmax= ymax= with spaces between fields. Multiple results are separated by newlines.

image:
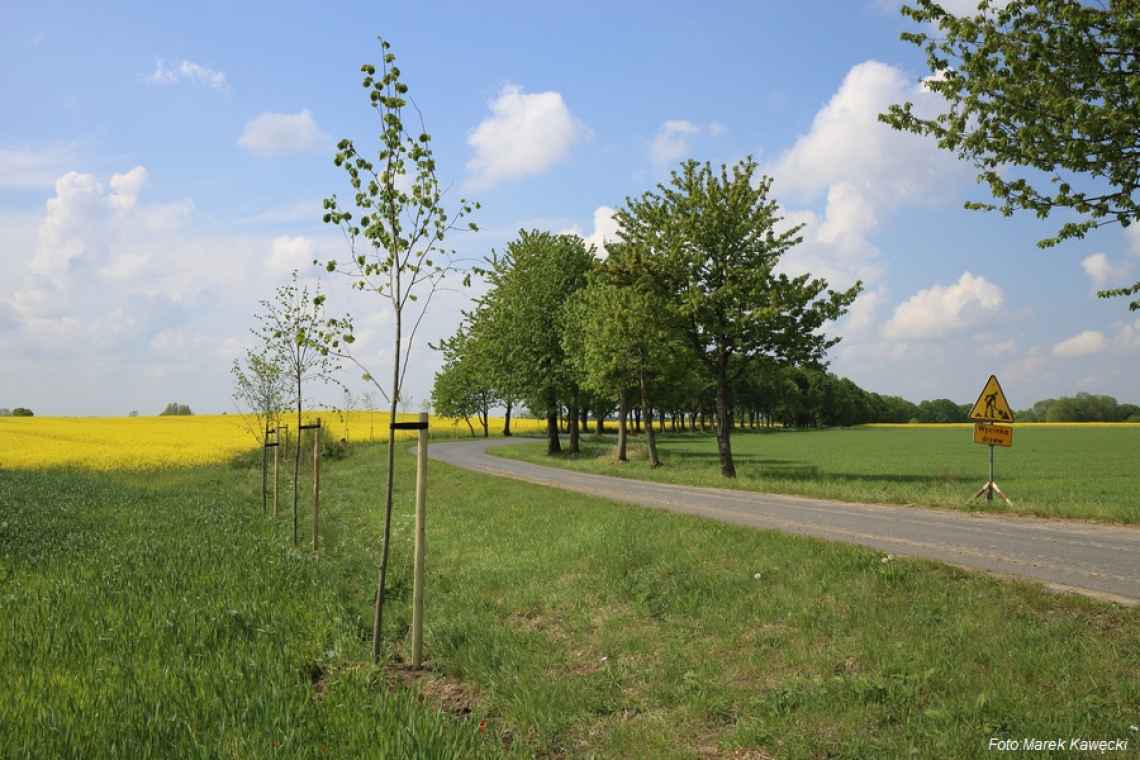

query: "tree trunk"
xmin=634 ymin=406 xmax=642 ymax=434
xmin=699 ymin=410 xmax=706 ymax=431
xmin=715 ymin=351 xmax=736 ymax=478
xmin=658 ymin=409 xmax=666 ymax=433
xmin=639 ymin=371 xmax=660 ymax=467
xmin=617 ymin=390 xmax=629 ymax=462
xmin=568 ymin=398 xmax=580 ymax=454
xmin=546 ymin=398 xmax=561 ymax=454
xmin=579 ymin=407 xmax=588 ymax=431
xmin=595 ymin=414 xmax=604 ymax=435
xmin=503 ymin=400 xmax=512 ymax=437
xmin=293 ymin=375 xmax=302 ymax=546
xmin=463 ymin=415 xmax=475 ymax=437
xmin=481 ymin=398 xmax=489 ymax=437
xmin=372 ymin=272 xmax=403 ymax=664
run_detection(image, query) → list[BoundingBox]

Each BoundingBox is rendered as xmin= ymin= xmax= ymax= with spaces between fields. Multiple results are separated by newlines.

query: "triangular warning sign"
xmin=968 ymin=374 xmax=1014 ymax=423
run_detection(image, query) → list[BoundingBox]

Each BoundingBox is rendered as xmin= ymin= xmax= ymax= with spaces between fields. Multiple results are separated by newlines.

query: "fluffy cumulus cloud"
xmin=29 ymin=166 xmax=194 ymax=283
xmin=1053 ymin=330 xmax=1107 ymax=358
xmin=1081 ymin=253 xmax=1131 ymax=288
xmin=0 ymin=165 xmax=478 ymax=414
xmin=465 ymin=84 xmax=587 ymax=189
xmin=146 ymin=59 xmax=228 ymax=90
xmin=770 ymin=60 xmax=969 ymax=209
xmin=765 ymin=60 xmax=978 ymax=348
xmin=883 ymin=272 xmax=1003 ymax=340
xmin=648 ymin=120 xmax=724 ymax=168
xmin=238 ymin=110 xmax=327 ymax=157
xmin=582 ymin=206 xmax=619 ymax=257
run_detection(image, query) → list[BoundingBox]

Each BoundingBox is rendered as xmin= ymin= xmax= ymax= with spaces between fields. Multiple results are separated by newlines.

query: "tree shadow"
xmin=740 ymin=468 xmax=973 ymax=485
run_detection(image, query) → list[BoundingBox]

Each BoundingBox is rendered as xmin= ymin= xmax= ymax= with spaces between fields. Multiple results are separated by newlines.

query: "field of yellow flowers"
xmin=0 ymin=412 xmax=544 ymax=470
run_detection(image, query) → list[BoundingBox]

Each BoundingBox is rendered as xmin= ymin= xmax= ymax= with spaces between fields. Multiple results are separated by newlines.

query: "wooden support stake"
xmin=313 ymin=418 xmax=321 ymax=552
xmin=411 ymin=412 xmax=429 ymax=669
xmin=273 ymin=431 xmax=279 ymax=518
xmin=261 ymin=421 xmax=269 ymax=513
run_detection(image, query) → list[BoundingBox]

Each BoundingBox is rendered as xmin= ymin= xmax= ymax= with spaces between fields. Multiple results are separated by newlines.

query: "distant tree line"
xmin=0 ymin=408 xmax=34 ymax=417
xmin=1016 ymin=394 xmax=1140 ymax=423
xmin=158 ymin=403 xmax=193 ymax=416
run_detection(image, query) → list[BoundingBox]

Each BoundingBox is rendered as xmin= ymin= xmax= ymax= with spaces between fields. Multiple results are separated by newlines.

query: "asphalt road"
xmin=429 ymin=436 xmax=1140 ymax=606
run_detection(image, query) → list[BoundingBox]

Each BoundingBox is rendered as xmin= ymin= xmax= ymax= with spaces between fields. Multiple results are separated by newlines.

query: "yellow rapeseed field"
xmin=0 ymin=412 xmax=545 ymax=470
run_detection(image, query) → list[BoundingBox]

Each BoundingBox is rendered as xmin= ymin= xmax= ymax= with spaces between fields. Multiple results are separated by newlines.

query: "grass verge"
xmin=2 ymin=440 xmax=1138 ymax=757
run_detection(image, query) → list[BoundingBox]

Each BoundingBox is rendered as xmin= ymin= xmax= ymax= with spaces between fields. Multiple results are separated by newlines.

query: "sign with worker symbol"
xmin=968 ymin=374 xmax=1014 ymax=423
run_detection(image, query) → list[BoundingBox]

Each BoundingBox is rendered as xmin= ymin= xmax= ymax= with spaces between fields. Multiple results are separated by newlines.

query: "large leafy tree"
xmin=880 ymin=0 xmax=1140 ymax=310
xmin=618 ymin=158 xmax=861 ymax=478
xmin=481 ymin=230 xmax=595 ymax=455
xmin=318 ymin=38 xmax=478 ymax=662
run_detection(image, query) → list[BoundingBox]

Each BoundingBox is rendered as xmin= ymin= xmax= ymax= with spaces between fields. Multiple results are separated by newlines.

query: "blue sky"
xmin=2 ymin=0 xmax=1138 ymax=416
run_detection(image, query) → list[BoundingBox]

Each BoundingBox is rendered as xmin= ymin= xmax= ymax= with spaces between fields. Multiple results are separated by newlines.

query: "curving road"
xmin=429 ymin=437 xmax=1140 ymax=606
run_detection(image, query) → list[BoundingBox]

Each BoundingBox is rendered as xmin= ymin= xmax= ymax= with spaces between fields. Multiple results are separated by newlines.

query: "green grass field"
xmin=493 ymin=426 xmax=1140 ymax=523
xmin=3 ymin=441 xmax=1138 ymax=758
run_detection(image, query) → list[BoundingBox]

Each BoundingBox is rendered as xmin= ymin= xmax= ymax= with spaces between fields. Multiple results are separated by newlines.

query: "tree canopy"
xmin=616 ymin=158 xmax=861 ymax=476
xmin=880 ymin=0 xmax=1140 ymax=309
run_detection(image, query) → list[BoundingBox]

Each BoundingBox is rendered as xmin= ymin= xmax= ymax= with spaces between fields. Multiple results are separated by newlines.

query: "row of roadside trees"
xmin=432 ymin=159 xmax=861 ymax=478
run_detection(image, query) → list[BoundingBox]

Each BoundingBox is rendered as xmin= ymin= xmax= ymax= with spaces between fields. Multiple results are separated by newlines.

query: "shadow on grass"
xmin=740 ymin=468 xmax=973 ymax=485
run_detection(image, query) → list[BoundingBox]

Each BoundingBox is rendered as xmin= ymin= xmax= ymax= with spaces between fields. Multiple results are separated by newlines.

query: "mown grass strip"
xmin=3 ymin=439 xmax=1138 ymax=758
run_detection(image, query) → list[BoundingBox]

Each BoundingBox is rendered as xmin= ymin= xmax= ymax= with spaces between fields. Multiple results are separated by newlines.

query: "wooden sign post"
xmin=273 ymin=426 xmax=280 ymax=518
xmin=261 ymin=421 xmax=270 ymax=513
xmin=390 ymin=413 xmax=431 ymax=669
xmin=298 ymin=419 xmax=323 ymax=551
xmin=412 ymin=412 xmax=429 ymax=668
xmin=313 ymin=417 xmax=321 ymax=552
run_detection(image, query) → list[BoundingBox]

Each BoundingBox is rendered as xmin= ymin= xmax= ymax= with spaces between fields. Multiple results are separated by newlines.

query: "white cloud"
xmin=465 ymin=84 xmax=587 ymax=189
xmin=650 ymin=120 xmax=698 ymax=166
xmin=1081 ymin=253 xmax=1130 ymax=288
xmin=1053 ymin=330 xmax=1107 ymax=358
xmin=0 ymin=145 xmax=81 ymax=188
xmin=764 ymin=60 xmax=979 ymax=345
xmin=147 ymin=59 xmax=228 ymax=90
xmin=775 ymin=183 xmax=884 ymax=296
xmin=876 ymin=0 xmax=1011 ymax=17
xmin=28 ymin=167 xmax=193 ymax=285
xmin=770 ymin=60 xmax=969 ymax=209
xmin=238 ymin=110 xmax=327 ymax=157
xmin=884 ymin=272 xmax=1003 ymax=340
xmin=0 ymin=165 xmax=476 ymax=415
xmin=266 ymin=235 xmax=315 ymax=274
xmin=583 ymin=206 xmax=619 ymax=258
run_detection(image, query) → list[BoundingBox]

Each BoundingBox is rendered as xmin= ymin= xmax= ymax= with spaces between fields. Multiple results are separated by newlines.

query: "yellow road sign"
xmin=968 ymin=374 xmax=1014 ymax=423
xmin=973 ymin=423 xmax=1012 ymax=448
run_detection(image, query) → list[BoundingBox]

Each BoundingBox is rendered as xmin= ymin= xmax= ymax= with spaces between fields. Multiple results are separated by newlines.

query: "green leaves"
xmin=881 ymin=0 xmax=1140 ymax=310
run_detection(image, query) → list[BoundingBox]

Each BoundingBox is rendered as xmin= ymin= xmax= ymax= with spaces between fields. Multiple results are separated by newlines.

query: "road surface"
xmin=429 ymin=437 xmax=1140 ymax=605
